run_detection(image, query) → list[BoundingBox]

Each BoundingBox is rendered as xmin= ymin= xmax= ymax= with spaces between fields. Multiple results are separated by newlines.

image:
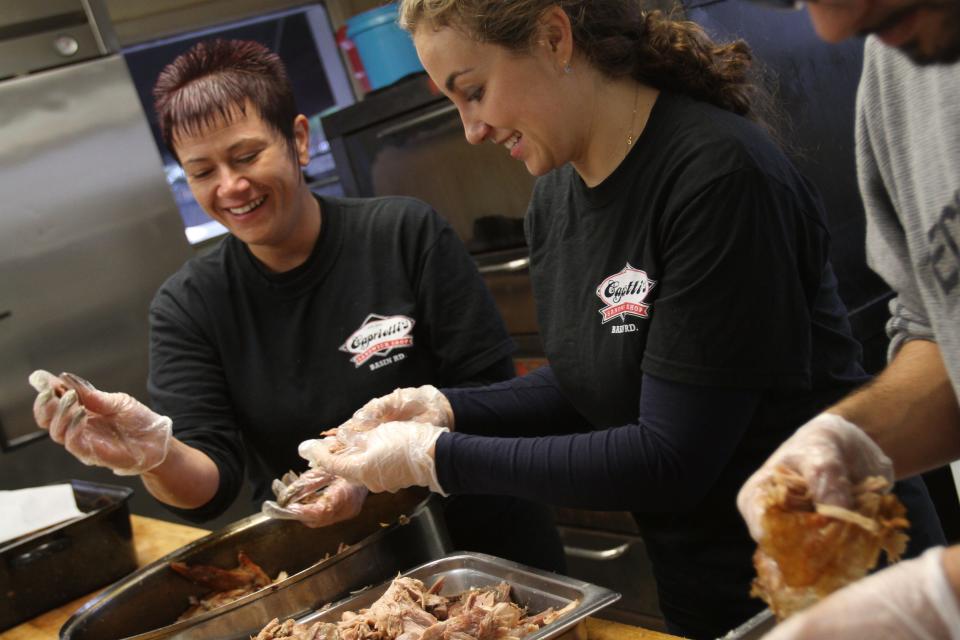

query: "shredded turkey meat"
xmin=253 ymin=575 xmax=578 ymax=640
xmin=750 ymin=465 xmax=910 ymax=620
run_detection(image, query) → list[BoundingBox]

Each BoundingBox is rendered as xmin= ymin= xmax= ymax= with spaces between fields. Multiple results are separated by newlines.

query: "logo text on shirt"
xmin=928 ymin=189 xmax=960 ymax=299
xmin=340 ymin=314 xmax=415 ymax=367
xmin=595 ymin=263 xmax=657 ymax=324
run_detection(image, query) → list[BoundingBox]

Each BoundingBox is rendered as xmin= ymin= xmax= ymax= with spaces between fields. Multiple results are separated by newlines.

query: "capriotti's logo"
xmin=340 ymin=314 xmax=415 ymax=367
xmin=595 ymin=263 xmax=657 ymax=323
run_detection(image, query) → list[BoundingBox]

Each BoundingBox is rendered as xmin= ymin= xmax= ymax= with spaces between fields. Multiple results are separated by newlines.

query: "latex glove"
xmin=336 ymin=386 xmax=453 ymax=436
xmin=762 ymin=546 xmax=960 ymax=639
xmin=29 ymin=370 xmax=172 ymax=476
xmin=299 ymin=421 xmax=448 ymax=494
xmin=261 ymin=469 xmax=368 ymax=528
xmin=738 ymin=413 xmax=893 ymax=541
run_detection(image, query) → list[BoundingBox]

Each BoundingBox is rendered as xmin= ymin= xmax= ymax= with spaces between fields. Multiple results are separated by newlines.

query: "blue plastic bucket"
xmin=346 ymin=3 xmax=424 ymax=90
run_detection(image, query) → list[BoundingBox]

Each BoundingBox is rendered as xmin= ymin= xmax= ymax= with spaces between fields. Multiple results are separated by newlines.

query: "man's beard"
xmin=859 ymin=0 xmax=960 ymax=65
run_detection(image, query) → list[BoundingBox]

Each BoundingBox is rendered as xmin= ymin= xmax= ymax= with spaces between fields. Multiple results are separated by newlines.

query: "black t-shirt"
xmin=529 ymin=92 xmax=866 ymax=427
xmin=147 ymin=195 xmax=514 ymax=520
xmin=529 ymin=92 xmax=871 ymax=634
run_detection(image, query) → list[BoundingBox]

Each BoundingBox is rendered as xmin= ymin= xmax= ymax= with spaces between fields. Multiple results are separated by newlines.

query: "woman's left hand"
xmin=337 ymin=386 xmax=453 ymax=435
xmin=261 ymin=471 xmax=368 ymax=528
xmin=299 ymin=421 xmax=448 ymax=494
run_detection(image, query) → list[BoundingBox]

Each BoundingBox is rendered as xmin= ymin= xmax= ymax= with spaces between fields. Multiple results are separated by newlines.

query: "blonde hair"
xmin=398 ymin=0 xmax=761 ymax=118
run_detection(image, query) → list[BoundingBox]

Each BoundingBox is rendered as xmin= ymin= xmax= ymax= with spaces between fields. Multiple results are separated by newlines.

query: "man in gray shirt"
xmin=738 ymin=1 xmax=960 ymax=638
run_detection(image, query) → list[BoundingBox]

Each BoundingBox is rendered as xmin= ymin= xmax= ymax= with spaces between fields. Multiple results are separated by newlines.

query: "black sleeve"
xmin=449 ymin=355 xmax=516 ymax=388
xmin=443 ymin=366 xmax=591 ymax=437
xmin=435 ymin=373 xmax=760 ymax=511
xmin=147 ymin=286 xmax=245 ymax=523
xmin=643 ymin=168 xmax=826 ymax=389
xmin=412 ymin=211 xmax=516 ymax=386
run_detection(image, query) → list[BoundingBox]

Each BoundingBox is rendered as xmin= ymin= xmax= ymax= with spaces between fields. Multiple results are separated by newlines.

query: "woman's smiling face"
xmin=174 ymin=104 xmax=311 ymax=250
xmin=413 ymin=25 xmax=580 ymax=177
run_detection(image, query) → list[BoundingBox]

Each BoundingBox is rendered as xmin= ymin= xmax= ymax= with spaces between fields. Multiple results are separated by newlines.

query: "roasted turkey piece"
xmin=171 ymin=552 xmax=287 ymax=622
xmin=751 ymin=465 xmax=910 ymax=620
xmin=253 ymin=575 xmax=578 ymax=640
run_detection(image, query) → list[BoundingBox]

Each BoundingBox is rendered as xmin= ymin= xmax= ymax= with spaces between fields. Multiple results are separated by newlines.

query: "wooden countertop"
xmin=0 ymin=515 xmax=681 ymax=640
xmin=584 ymin=619 xmax=680 ymax=640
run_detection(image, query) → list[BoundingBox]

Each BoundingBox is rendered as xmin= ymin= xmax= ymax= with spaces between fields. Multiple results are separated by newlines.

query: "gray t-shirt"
xmin=857 ymin=37 xmax=960 ymax=395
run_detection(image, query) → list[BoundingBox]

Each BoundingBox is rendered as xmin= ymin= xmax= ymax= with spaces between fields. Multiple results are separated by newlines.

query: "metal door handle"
xmin=563 ymin=541 xmax=631 ymax=561
xmin=376 ymin=103 xmax=459 ymax=139
xmin=477 ymin=256 xmax=530 ymax=275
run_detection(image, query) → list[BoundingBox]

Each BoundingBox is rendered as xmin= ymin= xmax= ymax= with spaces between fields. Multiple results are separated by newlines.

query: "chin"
xmin=903 ymin=38 xmax=960 ymax=65
xmin=524 ymin=159 xmax=558 ymax=178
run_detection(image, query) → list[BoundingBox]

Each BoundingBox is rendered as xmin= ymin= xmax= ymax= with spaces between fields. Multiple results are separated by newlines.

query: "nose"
xmin=463 ymin=116 xmax=491 ymax=146
xmin=216 ymin=167 xmax=250 ymax=198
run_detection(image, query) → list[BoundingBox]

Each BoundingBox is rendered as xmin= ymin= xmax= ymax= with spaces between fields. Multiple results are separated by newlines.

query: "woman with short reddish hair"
xmin=28 ymin=38 xmax=566 ymax=573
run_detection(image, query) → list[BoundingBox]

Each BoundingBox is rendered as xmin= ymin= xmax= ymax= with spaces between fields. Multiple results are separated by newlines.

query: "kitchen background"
xmin=1 ymin=0 xmax=958 ymax=632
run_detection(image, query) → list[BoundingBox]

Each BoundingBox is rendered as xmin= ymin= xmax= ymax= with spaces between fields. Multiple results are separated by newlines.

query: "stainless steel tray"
xmin=294 ymin=551 xmax=621 ymax=640
xmin=61 ymin=488 xmax=449 ymax=640
xmin=718 ymin=608 xmax=776 ymax=640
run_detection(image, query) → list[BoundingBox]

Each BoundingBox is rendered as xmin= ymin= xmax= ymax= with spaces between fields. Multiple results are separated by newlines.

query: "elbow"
xmin=670 ymin=482 xmax=714 ymax=512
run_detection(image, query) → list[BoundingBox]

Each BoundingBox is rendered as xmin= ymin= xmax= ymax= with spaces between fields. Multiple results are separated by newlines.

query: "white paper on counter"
xmin=0 ymin=484 xmax=85 ymax=546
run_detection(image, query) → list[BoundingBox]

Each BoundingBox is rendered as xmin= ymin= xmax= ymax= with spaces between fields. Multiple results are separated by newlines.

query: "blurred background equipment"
xmin=0 ymin=0 xmax=192 ymax=452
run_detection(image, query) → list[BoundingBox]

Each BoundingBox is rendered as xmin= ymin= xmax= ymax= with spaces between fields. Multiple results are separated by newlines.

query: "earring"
xmin=563 ymin=62 xmax=573 ymax=74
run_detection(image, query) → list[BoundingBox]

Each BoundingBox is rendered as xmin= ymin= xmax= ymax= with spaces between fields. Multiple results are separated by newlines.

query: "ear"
xmin=537 ymin=5 xmax=574 ymax=72
xmin=293 ymin=114 xmax=311 ymax=166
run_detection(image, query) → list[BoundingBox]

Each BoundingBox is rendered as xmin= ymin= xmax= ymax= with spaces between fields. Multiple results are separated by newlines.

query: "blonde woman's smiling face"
xmin=413 ymin=25 xmax=584 ymax=177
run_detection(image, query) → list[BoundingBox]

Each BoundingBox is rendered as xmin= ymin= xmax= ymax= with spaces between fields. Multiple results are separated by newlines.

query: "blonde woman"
xmin=302 ymin=2 xmax=946 ymax=637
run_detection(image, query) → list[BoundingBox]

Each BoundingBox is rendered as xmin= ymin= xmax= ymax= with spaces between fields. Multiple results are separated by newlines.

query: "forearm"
xmin=140 ymin=437 xmax=221 ymax=509
xmin=829 ymin=340 xmax=960 ymax=478
xmin=437 ymin=374 xmax=760 ymax=510
xmin=443 ymin=367 xmax=590 ymax=437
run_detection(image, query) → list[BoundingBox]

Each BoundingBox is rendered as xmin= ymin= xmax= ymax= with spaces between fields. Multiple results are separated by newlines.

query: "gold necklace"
xmin=625 ymin=84 xmax=641 ymax=154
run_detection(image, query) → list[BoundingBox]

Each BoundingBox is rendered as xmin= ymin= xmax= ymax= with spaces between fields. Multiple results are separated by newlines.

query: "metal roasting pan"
xmin=0 ymin=480 xmax=135 ymax=632
xmin=294 ymin=551 xmax=621 ymax=640
xmin=60 ymin=488 xmax=449 ymax=640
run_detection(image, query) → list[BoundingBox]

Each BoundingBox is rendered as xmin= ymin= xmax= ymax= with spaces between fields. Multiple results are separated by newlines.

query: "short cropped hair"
xmin=153 ymin=39 xmax=298 ymax=161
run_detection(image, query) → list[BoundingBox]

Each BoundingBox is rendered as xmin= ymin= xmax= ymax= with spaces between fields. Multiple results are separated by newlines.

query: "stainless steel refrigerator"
xmin=0 ymin=1 xmax=192 ymax=451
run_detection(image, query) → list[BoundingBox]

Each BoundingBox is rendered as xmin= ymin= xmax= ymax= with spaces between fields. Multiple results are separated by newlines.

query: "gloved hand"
xmin=261 ymin=469 xmax=368 ymax=528
xmin=29 ymin=370 xmax=172 ymax=476
xmin=336 ymin=386 xmax=453 ymax=435
xmin=299 ymin=421 xmax=448 ymax=494
xmin=761 ymin=546 xmax=960 ymax=639
xmin=738 ymin=413 xmax=893 ymax=541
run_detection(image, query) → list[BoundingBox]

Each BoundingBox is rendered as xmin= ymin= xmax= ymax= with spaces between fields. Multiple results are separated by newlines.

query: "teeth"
xmin=504 ymin=132 xmax=521 ymax=150
xmin=227 ymin=195 xmax=265 ymax=215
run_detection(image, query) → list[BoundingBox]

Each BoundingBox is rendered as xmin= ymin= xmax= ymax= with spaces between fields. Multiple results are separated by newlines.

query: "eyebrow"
xmin=182 ymin=137 xmax=263 ymax=165
xmin=445 ymin=68 xmax=473 ymax=93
